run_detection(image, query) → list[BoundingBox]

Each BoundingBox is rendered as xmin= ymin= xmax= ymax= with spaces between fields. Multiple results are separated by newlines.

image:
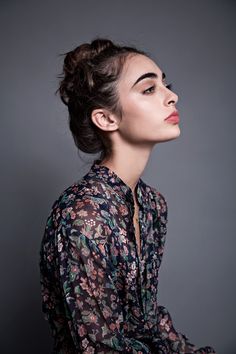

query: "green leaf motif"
xmin=72 ymin=219 xmax=84 ymax=227
xmin=74 ymin=285 xmax=81 ymax=294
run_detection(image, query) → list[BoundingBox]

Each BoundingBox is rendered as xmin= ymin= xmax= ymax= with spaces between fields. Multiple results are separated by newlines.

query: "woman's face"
xmin=116 ymin=54 xmax=180 ymax=146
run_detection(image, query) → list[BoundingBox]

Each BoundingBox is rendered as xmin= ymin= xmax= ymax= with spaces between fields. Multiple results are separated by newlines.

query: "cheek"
xmin=122 ymin=97 xmax=163 ymax=128
xmin=119 ymin=104 xmax=162 ymax=143
xmin=129 ymin=90 xmax=163 ymax=111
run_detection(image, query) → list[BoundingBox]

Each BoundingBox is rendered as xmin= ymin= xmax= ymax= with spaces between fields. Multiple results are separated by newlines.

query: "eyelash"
xmin=143 ymin=82 xmax=173 ymax=94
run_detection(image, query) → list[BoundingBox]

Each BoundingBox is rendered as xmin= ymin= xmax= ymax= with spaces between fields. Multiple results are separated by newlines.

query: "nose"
xmin=165 ymin=90 xmax=178 ymax=106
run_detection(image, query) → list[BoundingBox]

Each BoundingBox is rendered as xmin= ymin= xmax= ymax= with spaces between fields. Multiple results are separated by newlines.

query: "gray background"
xmin=0 ymin=0 xmax=235 ymax=353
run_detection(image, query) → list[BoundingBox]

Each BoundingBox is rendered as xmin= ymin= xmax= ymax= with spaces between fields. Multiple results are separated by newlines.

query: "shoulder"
xmin=48 ymin=175 xmax=108 ymax=216
xmin=43 ymin=177 xmax=115 ymax=251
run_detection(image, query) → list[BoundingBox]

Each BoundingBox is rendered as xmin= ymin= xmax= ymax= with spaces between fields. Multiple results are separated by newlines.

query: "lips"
xmin=164 ymin=110 xmax=180 ymax=123
xmin=165 ymin=110 xmax=179 ymax=119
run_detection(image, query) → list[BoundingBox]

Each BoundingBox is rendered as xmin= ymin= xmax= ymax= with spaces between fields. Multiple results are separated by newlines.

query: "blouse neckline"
xmin=90 ymin=158 xmax=146 ymax=208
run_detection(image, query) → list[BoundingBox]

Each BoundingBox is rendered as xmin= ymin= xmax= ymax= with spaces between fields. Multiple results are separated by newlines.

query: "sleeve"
xmin=153 ymin=305 xmax=216 ymax=353
xmin=56 ymin=201 xmax=151 ymax=354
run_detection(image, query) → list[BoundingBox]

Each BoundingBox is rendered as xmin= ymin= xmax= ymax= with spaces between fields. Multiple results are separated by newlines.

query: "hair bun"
xmin=89 ymin=38 xmax=116 ymax=58
xmin=63 ymin=38 xmax=115 ymax=76
xmin=58 ymin=38 xmax=119 ymax=105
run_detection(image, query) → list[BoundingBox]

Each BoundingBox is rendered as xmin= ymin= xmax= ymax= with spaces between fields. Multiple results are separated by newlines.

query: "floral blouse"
xmin=39 ymin=159 xmax=216 ymax=354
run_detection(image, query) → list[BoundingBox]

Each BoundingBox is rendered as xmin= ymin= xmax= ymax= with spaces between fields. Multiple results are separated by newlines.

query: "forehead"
xmin=120 ymin=54 xmax=162 ymax=85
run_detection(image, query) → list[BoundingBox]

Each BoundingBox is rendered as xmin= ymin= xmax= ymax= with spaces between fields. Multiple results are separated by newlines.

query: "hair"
xmin=56 ymin=37 xmax=149 ymax=161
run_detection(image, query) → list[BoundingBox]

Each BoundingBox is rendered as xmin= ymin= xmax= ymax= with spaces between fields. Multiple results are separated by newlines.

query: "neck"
xmin=98 ymin=144 xmax=153 ymax=195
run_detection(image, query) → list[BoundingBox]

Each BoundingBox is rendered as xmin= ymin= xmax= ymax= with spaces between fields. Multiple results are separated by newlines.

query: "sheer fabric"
xmin=39 ymin=159 xmax=216 ymax=353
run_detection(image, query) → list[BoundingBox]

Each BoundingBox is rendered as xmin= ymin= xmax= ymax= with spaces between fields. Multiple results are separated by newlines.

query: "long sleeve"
xmin=151 ymin=305 xmax=215 ymax=353
xmin=55 ymin=204 xmax=151 ymax=353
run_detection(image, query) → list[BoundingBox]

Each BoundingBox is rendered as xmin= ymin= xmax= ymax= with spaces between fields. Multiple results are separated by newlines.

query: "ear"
xmin=91 ymin=108 xmax=119 ymax=132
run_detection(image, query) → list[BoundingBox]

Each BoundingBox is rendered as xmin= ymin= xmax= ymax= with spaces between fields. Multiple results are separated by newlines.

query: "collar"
xmin=88 ymin=158 xmax=150 ymax=209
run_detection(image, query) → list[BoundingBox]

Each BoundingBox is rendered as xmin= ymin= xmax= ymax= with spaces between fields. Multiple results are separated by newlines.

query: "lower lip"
xmin=165 ymin=115 xmax=180 ymax=124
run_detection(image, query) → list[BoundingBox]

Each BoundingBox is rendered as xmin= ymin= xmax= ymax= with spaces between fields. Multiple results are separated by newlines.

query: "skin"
xmin=91 ymin=53 xmax=180 ymax=196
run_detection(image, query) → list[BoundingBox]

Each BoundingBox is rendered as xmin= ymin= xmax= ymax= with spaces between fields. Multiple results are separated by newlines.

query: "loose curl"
xmin=56 ymin=37 xmax=149 ymax=161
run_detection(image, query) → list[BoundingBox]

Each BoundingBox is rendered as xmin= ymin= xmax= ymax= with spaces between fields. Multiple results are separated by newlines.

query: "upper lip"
xmin=165 ymin=110 xmax=179 ymax=120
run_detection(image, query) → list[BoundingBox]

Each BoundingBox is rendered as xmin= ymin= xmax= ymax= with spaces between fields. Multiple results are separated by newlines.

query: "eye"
xmin=143 ymin=82 xmax=173 ymax=95
xmin=143 ymin=85 xmax=155 ymax=94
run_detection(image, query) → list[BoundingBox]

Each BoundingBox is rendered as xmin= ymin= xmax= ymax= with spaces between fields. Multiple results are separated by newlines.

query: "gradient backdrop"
xmin=1 ymin=1 xmax=235 ymax=353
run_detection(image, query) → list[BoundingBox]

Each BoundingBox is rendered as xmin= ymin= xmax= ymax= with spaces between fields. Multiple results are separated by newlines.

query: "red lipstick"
xmin=165 ymin=110 xmax=180 ymax=124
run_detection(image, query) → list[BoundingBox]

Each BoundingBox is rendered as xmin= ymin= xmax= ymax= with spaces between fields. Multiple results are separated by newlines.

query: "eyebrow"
xmin=131 ymin=71 xmax=166 ymax=88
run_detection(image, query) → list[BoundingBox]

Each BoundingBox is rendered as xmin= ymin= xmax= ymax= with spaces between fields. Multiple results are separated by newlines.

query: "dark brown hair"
xmin=56 ymin=37 xmax=149 ymax=161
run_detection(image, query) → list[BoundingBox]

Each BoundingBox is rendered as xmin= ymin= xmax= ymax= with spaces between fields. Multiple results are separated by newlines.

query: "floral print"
xmin=39 ymin=159 xmax=216 ymax=353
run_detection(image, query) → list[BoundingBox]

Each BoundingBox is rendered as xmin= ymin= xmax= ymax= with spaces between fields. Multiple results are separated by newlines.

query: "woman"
xmin=39 ymin=38 xmax=216 ymax=353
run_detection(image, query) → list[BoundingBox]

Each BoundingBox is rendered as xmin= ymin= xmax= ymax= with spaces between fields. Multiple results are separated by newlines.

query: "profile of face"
xmin=116 ymin=54 xmax=180 ymax=146
xmin=92 ymin=54 xmax=180 ymax=149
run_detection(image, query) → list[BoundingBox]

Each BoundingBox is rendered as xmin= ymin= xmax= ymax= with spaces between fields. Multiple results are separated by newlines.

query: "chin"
xmin=168 ymin=125 xmax=181 ymax=139
xmin=158 ymin=127 xmax=181 ymax=143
